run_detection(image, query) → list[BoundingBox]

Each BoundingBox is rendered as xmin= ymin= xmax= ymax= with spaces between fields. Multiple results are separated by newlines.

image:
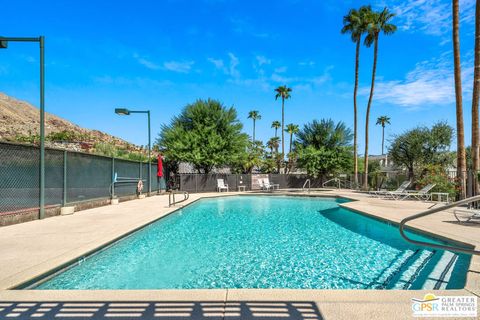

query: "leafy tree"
xmin=362 ymin=7 xmax=396 ymax=189
xmin=157 ymin=99 xmax=248 ymax=173
xmin=341 ymin=5 xmax=371 ymax=186
xmin=296 ymin=119 xmax=353 ymax=150
xmin=376 ymin=115 xmax=391 ymax=155
xmin=271 ymin=120 xmax=281 ymax=138
xmin=388 ymin=122 xmax=453 ymax=180
xmin=417 ymin=164 xmax=456 ymax=198
xmin=297 ymin=146 xmax=352 ymax=178
xmin=274 ymin=85 xmax=292 ymax=162
xmin=247 ymin=110 xmax=261 ymax=142
xmin=296 ymin=119 xmax=353 ymax=177
xmin=267 ymin=136 xmax=281 ymax=172
xmin=232 ymin=140 xmax=265 ymax=174
xmin=285 ymin=123 xmax=299 ymax=154
xmin=267 ymin=137 xmax=280 ymax=155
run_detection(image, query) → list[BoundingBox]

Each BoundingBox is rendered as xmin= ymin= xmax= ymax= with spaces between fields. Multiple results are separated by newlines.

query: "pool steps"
xmin=371 ymin=249 xmax=460 ymax=290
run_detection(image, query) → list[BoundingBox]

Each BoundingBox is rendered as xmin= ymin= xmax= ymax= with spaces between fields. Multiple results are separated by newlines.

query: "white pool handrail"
xmin=399 ymin=195 xmax=480 ymax=255
xmin=302 ymin=179 xmax=311 ymax=193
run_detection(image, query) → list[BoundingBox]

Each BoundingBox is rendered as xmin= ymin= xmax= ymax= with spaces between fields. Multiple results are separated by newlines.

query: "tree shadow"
xmin=0 ymin=300 xmax=324 ymax=320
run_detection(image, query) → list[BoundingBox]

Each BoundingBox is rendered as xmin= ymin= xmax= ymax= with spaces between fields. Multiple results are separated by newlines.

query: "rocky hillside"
xmin=0 ymin=92 xmax=138 ymax=152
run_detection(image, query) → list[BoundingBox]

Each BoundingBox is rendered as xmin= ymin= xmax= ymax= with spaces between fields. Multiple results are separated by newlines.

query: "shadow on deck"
xmin=0 ymin=300 xmax=323 ymax=320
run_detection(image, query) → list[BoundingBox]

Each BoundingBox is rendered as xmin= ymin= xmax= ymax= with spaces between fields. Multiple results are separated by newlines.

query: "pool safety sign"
xmin=411 ymin=293 xmax=477 ymax=317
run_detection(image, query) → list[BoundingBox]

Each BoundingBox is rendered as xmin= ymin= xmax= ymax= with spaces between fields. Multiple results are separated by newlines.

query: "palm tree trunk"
xmin=453 ymin=0 xmax=467 ymax=199
xmin=275 ymin=128 xmax=277 ymax=137
xmin=289 ymin=133 xmax=293 ymax=154
xmin=381 ymin=125 xmax=385 ymax=155
xmin=281 ymin=98 xmax=285 ymax=169
xmin=472 ymin=0 xmax=480 ymax=196
xmin=253 ymin=119 xmax=256 ymax=142
xmin=363 ymin=35 xmax=379 ymax=190
xmin=353 ymin=38 xmax=360 ymax=186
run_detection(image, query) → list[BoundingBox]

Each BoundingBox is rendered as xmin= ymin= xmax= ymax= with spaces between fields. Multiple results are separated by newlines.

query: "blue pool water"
xmin=34 ymin=196 xmax=470 ymax=290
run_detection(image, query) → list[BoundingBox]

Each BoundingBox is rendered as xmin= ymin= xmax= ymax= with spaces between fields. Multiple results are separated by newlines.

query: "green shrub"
xmin=416 ymin=164 xmax=456 ymax=198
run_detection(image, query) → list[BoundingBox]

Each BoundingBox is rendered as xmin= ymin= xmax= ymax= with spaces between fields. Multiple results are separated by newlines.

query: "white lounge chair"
xmin=261 ymin=177 xmax=279 ymax=191
xmin=370 ymin=180 xmax=411 ymax=198
xmin=454 ymin=208 xmax=480 ymax=222
xmin=396 ymin=183 xmax=436 ymax=201
xmin=217 ymin=179 xmax=229 ymax=192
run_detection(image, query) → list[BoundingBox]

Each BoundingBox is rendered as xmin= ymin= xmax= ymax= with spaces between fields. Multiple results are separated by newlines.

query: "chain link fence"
xmin=0 ymin=141 xmax=164 ymax=215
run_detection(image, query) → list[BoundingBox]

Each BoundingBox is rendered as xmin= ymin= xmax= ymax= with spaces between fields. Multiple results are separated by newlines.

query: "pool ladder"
xmin=302 ymin=179 xmax=311 ymax=193
xmin=168 ymin=190 xmax=189 ymax=207
xmin=399 ymin=195 xmax=480 ymax=255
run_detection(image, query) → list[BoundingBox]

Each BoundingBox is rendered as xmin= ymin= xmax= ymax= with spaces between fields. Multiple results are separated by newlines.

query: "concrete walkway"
xmin=0 ymin=191 xmax=479 ymax=319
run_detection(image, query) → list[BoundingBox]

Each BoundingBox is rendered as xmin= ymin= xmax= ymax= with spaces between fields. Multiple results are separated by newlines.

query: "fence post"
xmin=111 ymin=157 xmax=115 ymax=198
xmin=63 ymin=150 xmax=67 ymax=206
xmin=195 ymin=174 xmax=198 ymax=193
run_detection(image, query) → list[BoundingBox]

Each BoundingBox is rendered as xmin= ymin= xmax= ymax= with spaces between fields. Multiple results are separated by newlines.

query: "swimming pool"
xmin=32 ymin=195 xmax=470 ymax=290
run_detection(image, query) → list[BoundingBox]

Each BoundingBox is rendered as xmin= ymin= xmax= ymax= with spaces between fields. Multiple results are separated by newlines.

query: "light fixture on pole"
xmin=1 ymin=36 xmax=46 ymax=219
xmin=115 ymin=108 xmax=152 ymax=195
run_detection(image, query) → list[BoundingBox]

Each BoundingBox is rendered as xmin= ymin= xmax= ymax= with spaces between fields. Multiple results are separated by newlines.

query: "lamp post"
xmin=115 ymin=108 xmax=151 ymax=195
xmin=1 ymin=36 xmax=46 ymax=219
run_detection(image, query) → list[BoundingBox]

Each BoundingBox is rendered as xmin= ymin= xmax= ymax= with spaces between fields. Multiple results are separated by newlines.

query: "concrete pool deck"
xmin=0 ymin=191 xmax=479 ymax=319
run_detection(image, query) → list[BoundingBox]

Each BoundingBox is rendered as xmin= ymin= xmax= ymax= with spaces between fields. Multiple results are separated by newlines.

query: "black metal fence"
xmin=0 ymin=142 xmax=164 ymax=214
xmin=177 ymin=173 xmax=329 ymax=193
xmin=176 ymin=170 xmax=479 ymax=199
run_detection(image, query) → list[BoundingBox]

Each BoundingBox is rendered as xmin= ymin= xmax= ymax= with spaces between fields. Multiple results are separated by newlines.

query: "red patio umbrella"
xmin=157 ymin=154 xmax=163 ymax=177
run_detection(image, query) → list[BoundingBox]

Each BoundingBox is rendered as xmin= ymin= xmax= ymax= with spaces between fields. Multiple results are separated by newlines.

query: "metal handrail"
xmin=169 ymin=190 xmax=189 ymax=207
xmin=399 ymin=195 xmax=480 ymax=255
xmin=302 ymin=179 xmax=311 ymax=193
xmin=322 ymin=178 xmax=339 ymax=188
xmin=323 ymin=177 xmax=353 ymax=189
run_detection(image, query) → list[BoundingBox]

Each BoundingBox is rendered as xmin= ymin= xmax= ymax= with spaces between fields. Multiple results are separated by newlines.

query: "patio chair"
xmin=217 ymin=179 xmax=229 ymax=192
xmin=369 ymin=180 xmax=411 ymax=198
xmin=453 ymin=208 xmax=480 ymax=222
xmin=395 ymin=183 xmax=436 ymax=201
xmin=261 ymin=177 xmax=280 ymax=191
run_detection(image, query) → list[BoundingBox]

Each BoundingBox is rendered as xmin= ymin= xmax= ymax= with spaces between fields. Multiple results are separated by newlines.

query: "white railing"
xmin=399 ymin=195 xmax=480 ymax=255
xmin=302 ymin=179 xmax=311 ymax=193
xmin=168 ymin=190 xmax=189 ymax=207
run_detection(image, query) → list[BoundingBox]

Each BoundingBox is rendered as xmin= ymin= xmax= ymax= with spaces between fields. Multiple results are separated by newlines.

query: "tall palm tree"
xmin=247 ymin=110 xmax=261 ymax=142
xmin=296 ymin=119 xmax=353 ymax=150
xmin=274 ymin=85 xmax=292 ymax=167
xmin=285 ymin=123 xmax=300 ymax=154
xmin=471 ymin=0 xmax=480 ymax=196
xmin=452 ymin=0 xmax=467 ymax=199
xmin=267 ymin=137 xmax=280 ymax=155
xmin=362 ymin=7 xmax=396 ymax=189
xmin=376 ymin=115 xmax=391 ymax=155
xmin=271 ymin=120 xmax=281 ymax=137
xmin=341 ymin=5 xmax=370 ymax=186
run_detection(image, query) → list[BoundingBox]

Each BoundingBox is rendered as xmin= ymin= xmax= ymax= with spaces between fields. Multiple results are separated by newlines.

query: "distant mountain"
xmin=0 ymin=92 xmax=136 ymax=152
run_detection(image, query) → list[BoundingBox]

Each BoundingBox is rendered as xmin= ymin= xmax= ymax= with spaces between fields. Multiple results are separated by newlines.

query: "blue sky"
xmin=0 ymin=0 xmax=477 ymax=154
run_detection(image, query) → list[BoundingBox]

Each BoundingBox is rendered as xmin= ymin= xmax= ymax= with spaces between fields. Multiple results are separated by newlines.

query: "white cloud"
xmin=228 ymin=52 xmax=240 ymax=78
xmin=207 ymin=58 xmax=224 ymax=69
xmin=208 ymin=53 xmax=240 ymax=78
xmin=365 ymin=53 xmax=473 ymax=109
xmin=163 ymin=60 xmax=194 ymax=73
xmin=133 ymin=53 xmax=161 ymax=70
xmin=256 ymin=55 xmax=271 ymax=66
xmin=299 ymin=60 xmax=315 ymax=67
xmin=274 ymin=66 xmax=288 ymax=73
xmin=388 ymin=0 xmax=475 ymax=37
xmin=93 ymin=75 xmax=173 ymax=87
